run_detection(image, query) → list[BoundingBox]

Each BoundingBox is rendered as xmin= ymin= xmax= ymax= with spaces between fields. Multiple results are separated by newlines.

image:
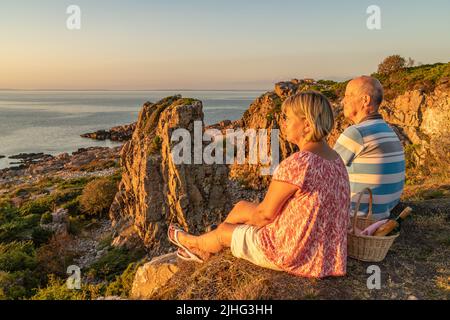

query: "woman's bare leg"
xmin=175 ymin=223 xmax=239 ymax=255
xmin=223 ymin=200 xmax=258 ymax=225
xmin=170 ymin=200 xmax=257 ymax=259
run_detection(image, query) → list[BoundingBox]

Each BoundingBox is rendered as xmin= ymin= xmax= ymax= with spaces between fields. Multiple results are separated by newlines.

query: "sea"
xmin=0 ymin=90 xmax=264 ymax=169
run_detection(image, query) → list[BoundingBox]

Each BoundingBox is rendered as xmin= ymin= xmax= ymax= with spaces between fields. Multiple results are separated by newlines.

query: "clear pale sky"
xmin=0 ymin=0 xmax=449 ymax=90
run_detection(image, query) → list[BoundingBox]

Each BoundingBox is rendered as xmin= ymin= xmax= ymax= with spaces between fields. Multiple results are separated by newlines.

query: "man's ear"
xmin=362 ymin=94 xmax=371 ymax=108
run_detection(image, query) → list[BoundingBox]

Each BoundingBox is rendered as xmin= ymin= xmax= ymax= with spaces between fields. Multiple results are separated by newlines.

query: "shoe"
xmin=168 ymin=224 xmax=204 ymax=263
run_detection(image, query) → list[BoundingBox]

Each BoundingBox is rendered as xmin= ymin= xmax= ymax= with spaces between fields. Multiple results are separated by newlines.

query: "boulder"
xmin=130 ymin=252 xmax=178 ymax=300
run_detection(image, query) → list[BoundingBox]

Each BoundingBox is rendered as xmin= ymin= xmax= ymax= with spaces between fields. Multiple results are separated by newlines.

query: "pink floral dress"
xmin=257 ymin=151 xmax=350 ymax=278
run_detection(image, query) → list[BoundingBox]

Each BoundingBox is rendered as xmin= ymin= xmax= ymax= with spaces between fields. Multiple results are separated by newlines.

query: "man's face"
xmin=342 ymin=82 xmax=360 ymax=121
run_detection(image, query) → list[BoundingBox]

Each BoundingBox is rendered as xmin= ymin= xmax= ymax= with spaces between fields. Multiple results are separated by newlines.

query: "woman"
xmin=169 ymin=91 xmax=350 ymax=278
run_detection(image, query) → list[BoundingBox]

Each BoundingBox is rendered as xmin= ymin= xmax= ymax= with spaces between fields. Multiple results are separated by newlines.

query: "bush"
xmin=19 ymin=196 xmax=54 ymax=216
xmin=62 ymin=197 xmax=81 ymax=216
xmin=0 ymin=241 xmax=36 ymax=272
xmin=105 ymin=262 xmax=143 ymax=298
xmin=31 ymin=275 xmax=104 ymax=300
xmin=40 ymin=212 xmax=53 ymax=225
xmin=0 ymin=270 xmax=41 ymax=300
xmin=87 ymin=247 xmax=146 ymax=281
xmin=57 ymin=177 xmax=92 ymax=190
xmin=0 ymin=214 xmax=40 ymax=242
xmin=18 ymin=190 xmax=82 ymax=217
xmin=31 ymin=227 xmax=53 ymax=247
xmin=36 ymin=234 xmax=77 ymax=277
xmin=79 ymin=178 xmax=118 ymax=216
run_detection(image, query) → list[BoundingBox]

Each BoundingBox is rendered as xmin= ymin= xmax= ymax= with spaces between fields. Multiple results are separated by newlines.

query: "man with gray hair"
xmin=334 ymin=76 xmax=405 ymax=220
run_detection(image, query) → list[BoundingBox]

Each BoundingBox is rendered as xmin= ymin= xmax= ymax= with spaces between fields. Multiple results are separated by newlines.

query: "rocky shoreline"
xmin=81 ymin=123 xmax=136 ymax=142
xmin=0 ymin=146 xmax=121 ymax=186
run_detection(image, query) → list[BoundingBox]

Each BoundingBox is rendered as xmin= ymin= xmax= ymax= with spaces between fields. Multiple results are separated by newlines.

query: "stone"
xmin=130 ymin=252 xmax=178 ymax=300
xmin=81 ymin=123 xmax=136 ymax=142
xmin=109 ymin=96 xmax=230 ymax=252
xmin=52 ymin=208 xmax=68 ymax=224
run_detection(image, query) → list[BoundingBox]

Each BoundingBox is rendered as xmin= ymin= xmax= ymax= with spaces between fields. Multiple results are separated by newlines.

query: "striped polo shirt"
xmin=334 ymin=118 xmax=405 ymax=220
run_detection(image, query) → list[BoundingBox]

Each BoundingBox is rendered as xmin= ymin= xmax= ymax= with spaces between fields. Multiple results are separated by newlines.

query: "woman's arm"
xmin=246 ymin=180 xmax=298 ymax=228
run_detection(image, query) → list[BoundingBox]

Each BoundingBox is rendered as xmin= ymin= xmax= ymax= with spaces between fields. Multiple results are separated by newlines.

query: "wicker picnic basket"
xmin=347 ymin=188 xmax=399 ymax=262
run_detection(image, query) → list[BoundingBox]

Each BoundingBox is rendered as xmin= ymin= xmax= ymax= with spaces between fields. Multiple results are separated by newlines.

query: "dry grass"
xmin=150 ymin=197 xmax=449 ymax=300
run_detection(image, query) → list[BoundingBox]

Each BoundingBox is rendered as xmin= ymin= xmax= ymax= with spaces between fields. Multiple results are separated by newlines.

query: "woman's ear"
xmin=304 ymin=118 xmax=312 ymax=133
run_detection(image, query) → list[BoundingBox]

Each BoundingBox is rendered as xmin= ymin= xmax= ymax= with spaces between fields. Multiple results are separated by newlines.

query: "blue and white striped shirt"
xmin=334 ymin=119 xmax=405 ymax=220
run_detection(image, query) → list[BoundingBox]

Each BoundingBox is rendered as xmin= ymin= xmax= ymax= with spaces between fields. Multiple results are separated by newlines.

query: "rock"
xmin=275 ymin=81 xmax=298 ymax=99
xmin=130 ymin=253 xmax=178 ymax=300
xmin=8 ymin=153 xmax=54 ymax=166
xmin=41 ymin=208 xmax=69 ymax=236
xmin=380 ymin=87 xmax=450 ymax=173
xmin=81 ymin=123 xmax=136 ymax=142
xmin=109 ymin=96 xmax=230 ymax=252
xmin=52 ymin=208 xmax=68 ymax=224
xmin=407 ymin=295 xmax=419 ymax=300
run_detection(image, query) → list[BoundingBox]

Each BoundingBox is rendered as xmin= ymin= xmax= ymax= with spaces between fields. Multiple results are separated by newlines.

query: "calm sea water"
xmin=0 ymin=90 xmax=263 ymax=169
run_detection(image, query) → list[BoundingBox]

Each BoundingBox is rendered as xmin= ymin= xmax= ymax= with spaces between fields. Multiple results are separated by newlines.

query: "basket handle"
xmin=351 ymin=188 xmax=374 ymax=234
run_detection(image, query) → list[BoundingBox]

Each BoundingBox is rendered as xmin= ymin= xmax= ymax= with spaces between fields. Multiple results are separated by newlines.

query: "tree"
xmin=378 ymin=55 xmax=406 ymax=75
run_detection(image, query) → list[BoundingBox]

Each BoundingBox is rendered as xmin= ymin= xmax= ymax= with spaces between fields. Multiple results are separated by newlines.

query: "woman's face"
xmin=280 ymin=107 xmax=309 ymax=146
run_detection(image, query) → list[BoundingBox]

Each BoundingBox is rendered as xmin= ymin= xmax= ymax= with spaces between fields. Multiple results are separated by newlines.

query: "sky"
xmin=0 ymin=0 xmax=449 ymax=90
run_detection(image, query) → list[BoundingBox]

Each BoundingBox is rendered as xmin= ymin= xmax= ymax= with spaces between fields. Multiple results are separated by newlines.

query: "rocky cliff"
xmin=228 ymin=76 xmax=449 ymax=189
xmin=109 ymin=96 xmax=230 ymax=253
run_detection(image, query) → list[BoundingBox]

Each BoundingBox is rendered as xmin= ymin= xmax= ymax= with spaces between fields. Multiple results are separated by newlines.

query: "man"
xmin=334 ymin=76 xmax=405 ymax=220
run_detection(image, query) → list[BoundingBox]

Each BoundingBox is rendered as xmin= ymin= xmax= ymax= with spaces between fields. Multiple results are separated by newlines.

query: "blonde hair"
xmin=282 ymin=91 xmax=334 ymax=142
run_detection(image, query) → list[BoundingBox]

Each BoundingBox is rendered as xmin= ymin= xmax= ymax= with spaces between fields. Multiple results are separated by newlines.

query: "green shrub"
xmin=19 ymin=196 xmax=54 ymax=216
xmin=0 ymin=214 xmax=40 ymax=242
xmin=105 ymin=261 xmax=143 ymax=298
xmin=87 ymin=247 xmax=146 ymax=281
xmin=0 ymin=203 xmax=17 ymax=225
xmin=79 ymin=178 xmax=118 ymax=216
xmin=0 ymin=241 xmax=36 ymax=272
xmin=0 ymin=270 xmax=41 ymax=300
xmin=31 ymin=227 xmax=53 ymax=247
xmin=40 ymin=212 xmax=53 ymax=225
xmin=62 ymin=197 xmax=81 ymax=216
xmin=31 ymin=275 xmax=105 ymax=300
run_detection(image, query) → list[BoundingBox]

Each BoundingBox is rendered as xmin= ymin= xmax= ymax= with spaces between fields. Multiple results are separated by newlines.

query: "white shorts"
xmin=230 ymin=224 xmax=282 ymax=272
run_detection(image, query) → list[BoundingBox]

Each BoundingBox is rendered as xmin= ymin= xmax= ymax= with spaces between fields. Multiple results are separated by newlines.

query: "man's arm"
xmin=334 ymin=126 xmax=364 ymax=166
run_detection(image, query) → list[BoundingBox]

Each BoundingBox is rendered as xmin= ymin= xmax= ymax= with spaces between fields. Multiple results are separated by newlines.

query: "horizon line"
xmin=0 ymin=88 xmax=271 ymax=92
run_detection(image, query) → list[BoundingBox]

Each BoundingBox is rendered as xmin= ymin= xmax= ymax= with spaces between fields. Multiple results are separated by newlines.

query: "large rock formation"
xmin=227 ymin=77 xmax=449 ymax=189
xmin=109 ymin=96 xmax=230 ymax=253
xmin=379 ymin=78 xmax=450 ymax=174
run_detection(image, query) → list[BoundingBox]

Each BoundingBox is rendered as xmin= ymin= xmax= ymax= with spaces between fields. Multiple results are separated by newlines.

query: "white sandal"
xmin=168 ymin=224 xmax=204 ymax=263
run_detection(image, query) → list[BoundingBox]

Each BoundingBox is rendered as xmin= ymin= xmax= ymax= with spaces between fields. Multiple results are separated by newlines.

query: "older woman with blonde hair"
xmin=169 ymin=91 xmax=351 ymax=278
